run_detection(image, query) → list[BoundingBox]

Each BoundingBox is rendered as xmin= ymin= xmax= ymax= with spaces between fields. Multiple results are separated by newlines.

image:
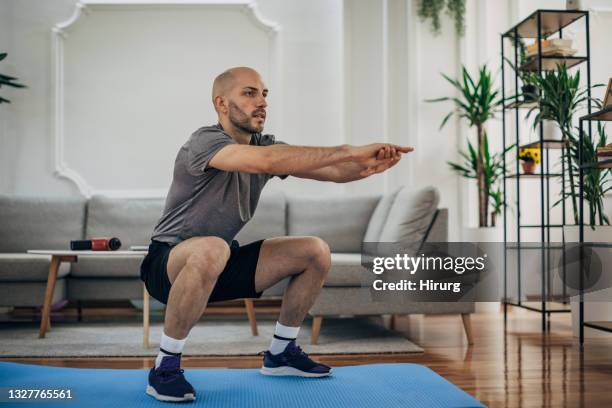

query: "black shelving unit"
xmin=577 ymin=106 xmax=612 ymax=348
xmin=501 ymin=10 xmax=592 ymax=330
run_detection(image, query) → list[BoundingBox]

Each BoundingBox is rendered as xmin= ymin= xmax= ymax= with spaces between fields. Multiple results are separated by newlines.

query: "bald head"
xmin=212 ymin=67 xmax=269 ymax=135
xmin=212 ymin=67 xmax=262 ymax=111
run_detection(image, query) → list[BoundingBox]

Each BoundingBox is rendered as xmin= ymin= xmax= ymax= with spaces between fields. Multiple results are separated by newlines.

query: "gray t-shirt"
xmin=151 ymin=124 xmax=286 ymax=246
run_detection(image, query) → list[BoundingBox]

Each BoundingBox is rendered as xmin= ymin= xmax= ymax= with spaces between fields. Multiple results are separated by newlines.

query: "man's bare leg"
xmin=164 ymin=236 xmax=230 ymax=339
xmin=147 ymin=236 xmax=230 ymax=402
xmin=254 ymin=236 xmax=331 ymax=326
xmin=254 ymin=236 xmax=332 ymax=377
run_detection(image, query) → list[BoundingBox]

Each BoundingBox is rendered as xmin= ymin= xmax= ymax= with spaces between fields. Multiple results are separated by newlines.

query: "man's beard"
xmin=228 ymin=101 xmax=264 ymax=134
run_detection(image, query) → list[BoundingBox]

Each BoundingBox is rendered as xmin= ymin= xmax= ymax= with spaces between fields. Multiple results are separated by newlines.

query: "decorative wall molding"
xmin=51 ymin=0 xmax=280 ymax=198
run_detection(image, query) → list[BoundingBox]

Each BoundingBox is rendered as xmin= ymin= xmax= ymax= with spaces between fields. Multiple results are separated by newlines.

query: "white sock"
xmin=155 ymin=332 xmax=187 ymax=369
xmin=269 ymin=322 xmax=300 ymax=355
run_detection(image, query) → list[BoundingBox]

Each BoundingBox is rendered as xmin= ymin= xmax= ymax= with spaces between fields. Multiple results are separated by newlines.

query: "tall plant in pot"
xmin=560 ymin=123 xmax=611 ymax=228
xmin=427 ymin=65 xmax=505 ymax=227
xmin=526 ymin=64 xmax=603 ymax=223
xmin=447 ymin=131 xmax=514 ymax=227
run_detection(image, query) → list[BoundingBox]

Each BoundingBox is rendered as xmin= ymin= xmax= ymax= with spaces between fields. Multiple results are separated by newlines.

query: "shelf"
xmin=504 ymin=10 xmax=586 ymax=39
xmin=579 ymin=106 xmax=612 ymax=121
xmin=520 ymin=140 xmax=567 ymax=150
xmin=580 ymin=159 xmax=612 ymax=169
xmin=507 ymin=301 xmax=571 ymax=313
xmin=506 ymin=173 xmax=562 ymax=178
xmin=584 ymin=321 xmax=612 ymax=333
xmin=505 ymin=243 xmax=564 ymax=250
xmin=582 ymin=242 xmax=612 ymax=248
xmin=505 ymin=100 xmax=539 ymax=110
xmin=520 ymin=56 xmax=587 ymax=72
xmin=520 ymin=224 xmax=564 ymax=228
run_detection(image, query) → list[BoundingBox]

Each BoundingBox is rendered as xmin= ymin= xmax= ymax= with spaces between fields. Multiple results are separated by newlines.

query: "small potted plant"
xmin=505 ymin=34 xmax=539 ymax=103
xmin=518 ymin=147 xmax=541 ymax=174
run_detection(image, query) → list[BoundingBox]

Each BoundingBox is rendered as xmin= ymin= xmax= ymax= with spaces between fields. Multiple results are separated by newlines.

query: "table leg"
xmin=143 ymin=284 xmax=150 ymax=348
xmin=39 ymin=256 xmax=61 ymax=338
xmin=244 ymin=299 xmax=258 ymax=336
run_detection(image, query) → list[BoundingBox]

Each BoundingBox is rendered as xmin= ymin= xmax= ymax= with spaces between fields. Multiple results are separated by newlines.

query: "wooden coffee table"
xmin=27 ymin=249 xmax=259 ymax=347
xmin=27 ymin=250 xmax=151 ymax=345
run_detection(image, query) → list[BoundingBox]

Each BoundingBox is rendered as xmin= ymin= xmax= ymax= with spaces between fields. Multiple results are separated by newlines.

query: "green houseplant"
xmin=427 ymin=65 xmax=505 ymax=227
xmin=526 ymin=63 xmax=603 ymax=224
xmin=563 ymin=123 xmax=611 ymax=228
xmin=418 ymin=0 xmax=466 ymax=37
xmin=0 ymin=53 xmax=26 ymax=104
xmin=504 ymin=33 xmax=539 ymax=103
xmin=447 ymin=132 xmax=515 ymax=226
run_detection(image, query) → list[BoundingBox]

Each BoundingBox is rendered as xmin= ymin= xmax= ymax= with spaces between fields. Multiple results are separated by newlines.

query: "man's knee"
xmin=304 ymin=237 xmax=331 ymax=274
xmin=185 ymin=237 xmax=230 ymax=283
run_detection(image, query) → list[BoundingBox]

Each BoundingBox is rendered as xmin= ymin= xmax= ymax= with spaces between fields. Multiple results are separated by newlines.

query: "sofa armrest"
xmin=423 ymin=208 xmax=448 ymax=243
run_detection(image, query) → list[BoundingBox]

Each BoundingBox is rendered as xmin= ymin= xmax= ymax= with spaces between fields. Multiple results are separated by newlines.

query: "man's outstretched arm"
xmin=292 ymin=146 xmax=408 ymax=182
xmin=208 ymin=143 xmax=412 ymax=177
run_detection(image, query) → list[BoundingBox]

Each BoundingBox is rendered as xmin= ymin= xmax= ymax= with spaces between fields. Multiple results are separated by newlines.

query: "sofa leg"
xmin=311 ymin=316 xmax=323 ymax=345
xmin=77 ymin=301 xmax=83 ymax=322
xmin=461 ymin=313 xmax=474 ymax=345
xmin=244 ymin=299 xmax=258 ymax=336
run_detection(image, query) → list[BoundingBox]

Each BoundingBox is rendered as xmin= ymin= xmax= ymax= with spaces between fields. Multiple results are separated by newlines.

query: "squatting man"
xmin=140 ymin=66 xmax=414 ymax=402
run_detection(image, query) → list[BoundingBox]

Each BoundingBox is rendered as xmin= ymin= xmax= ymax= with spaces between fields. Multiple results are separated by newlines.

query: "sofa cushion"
xmin=235 ymin=190 xmax=287 ymax=244
xmin=0 ymin=195 xmax=86 ymax=252
xmin=287 ymin=195 xmax=379 ymax=252
xmin=0 ymin=280 xmax=67 ymax=307
xmin=378 ymin=186 xmax=440 ymax=248
xmin=67 ymin=278 xmax=143 ymax=301
xmin=0 ymin=254 xmax=71 ymax=282
xmin=324 ymin=253 xmax=368 ymax=287
xmin=69 ymin=255 xmax=145 ymax=278
xmin=363 ymin=189 xmax=400 ymax=242
xmin=86 ymin=196 xmax=165 ymax=248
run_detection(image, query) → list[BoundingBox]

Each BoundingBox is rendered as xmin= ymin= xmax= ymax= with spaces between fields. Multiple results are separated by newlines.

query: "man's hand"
xmin=349 ymin=144 xmax=412 ymax=164
xmin=349 ymin=144 xmax=413 ymax=177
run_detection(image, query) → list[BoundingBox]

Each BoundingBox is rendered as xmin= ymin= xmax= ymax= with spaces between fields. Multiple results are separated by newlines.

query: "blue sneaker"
xmin=146 ymin=355 xmax=196 ymax=402
xmin=260 ymin=340 xmax=332 ymax=377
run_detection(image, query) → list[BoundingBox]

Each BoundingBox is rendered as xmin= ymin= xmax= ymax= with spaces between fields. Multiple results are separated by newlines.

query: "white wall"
xmin=1 ymin=0 xmax=610 ymax=242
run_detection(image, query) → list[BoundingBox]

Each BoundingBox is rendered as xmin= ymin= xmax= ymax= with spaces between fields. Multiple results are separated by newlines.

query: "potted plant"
xmin=518 ymin=147 xmax=541 ymax=174
xmin=447 ymin=132 xmax=514 ymax=227
xmin=526 ymin=63 xmax=603 ymax=223
xmin=559 ymin=123 xmax=611 ymax=229
xmin=0 ymin=52 xmax=26 ymax=103
xmin=504 ymin=33 xmax=539 ymax=103
xmin=427 ymin=65 xmax=505 ymax=227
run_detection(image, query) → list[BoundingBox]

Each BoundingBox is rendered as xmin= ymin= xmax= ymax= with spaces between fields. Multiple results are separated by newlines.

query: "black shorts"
xmin=140 ymin=239 xmax=265 ymax=305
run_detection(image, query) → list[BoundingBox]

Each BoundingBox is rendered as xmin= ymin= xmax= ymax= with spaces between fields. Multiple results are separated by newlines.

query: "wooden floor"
xmin=3 ymin=304 xmax=612 ymax=407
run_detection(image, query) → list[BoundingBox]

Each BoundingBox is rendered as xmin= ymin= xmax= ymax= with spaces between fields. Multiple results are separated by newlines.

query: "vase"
xmin=542 ymin=119 xmax=563 ymax=141
xmin=521 ymin=161 xmax=537 ymax=174
xmin=521 ymin=84 xmax=538 ymax=103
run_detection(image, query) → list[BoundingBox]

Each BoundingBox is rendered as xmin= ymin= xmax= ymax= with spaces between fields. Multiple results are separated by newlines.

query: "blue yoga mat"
xmin=0 ymin=362 xmax=484 ymax=407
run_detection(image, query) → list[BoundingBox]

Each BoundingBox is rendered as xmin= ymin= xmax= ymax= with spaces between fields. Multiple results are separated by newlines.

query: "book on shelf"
xmin=525 ymin=39 xmax=577 ymax=58
xmin=597 ymin=145 xmax=612 ymax=162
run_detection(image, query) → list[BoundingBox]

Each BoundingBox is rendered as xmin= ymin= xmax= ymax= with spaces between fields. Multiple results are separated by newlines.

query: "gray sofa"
xmin=0 ymin=187 xmax=474 ymax=344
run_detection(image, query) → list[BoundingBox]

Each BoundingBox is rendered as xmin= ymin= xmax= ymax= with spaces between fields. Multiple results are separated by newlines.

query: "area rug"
xmin=0 ymin=362 xmax=484 ymax=408
xmin=0 ymin=317 xmax=423 ymax=357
